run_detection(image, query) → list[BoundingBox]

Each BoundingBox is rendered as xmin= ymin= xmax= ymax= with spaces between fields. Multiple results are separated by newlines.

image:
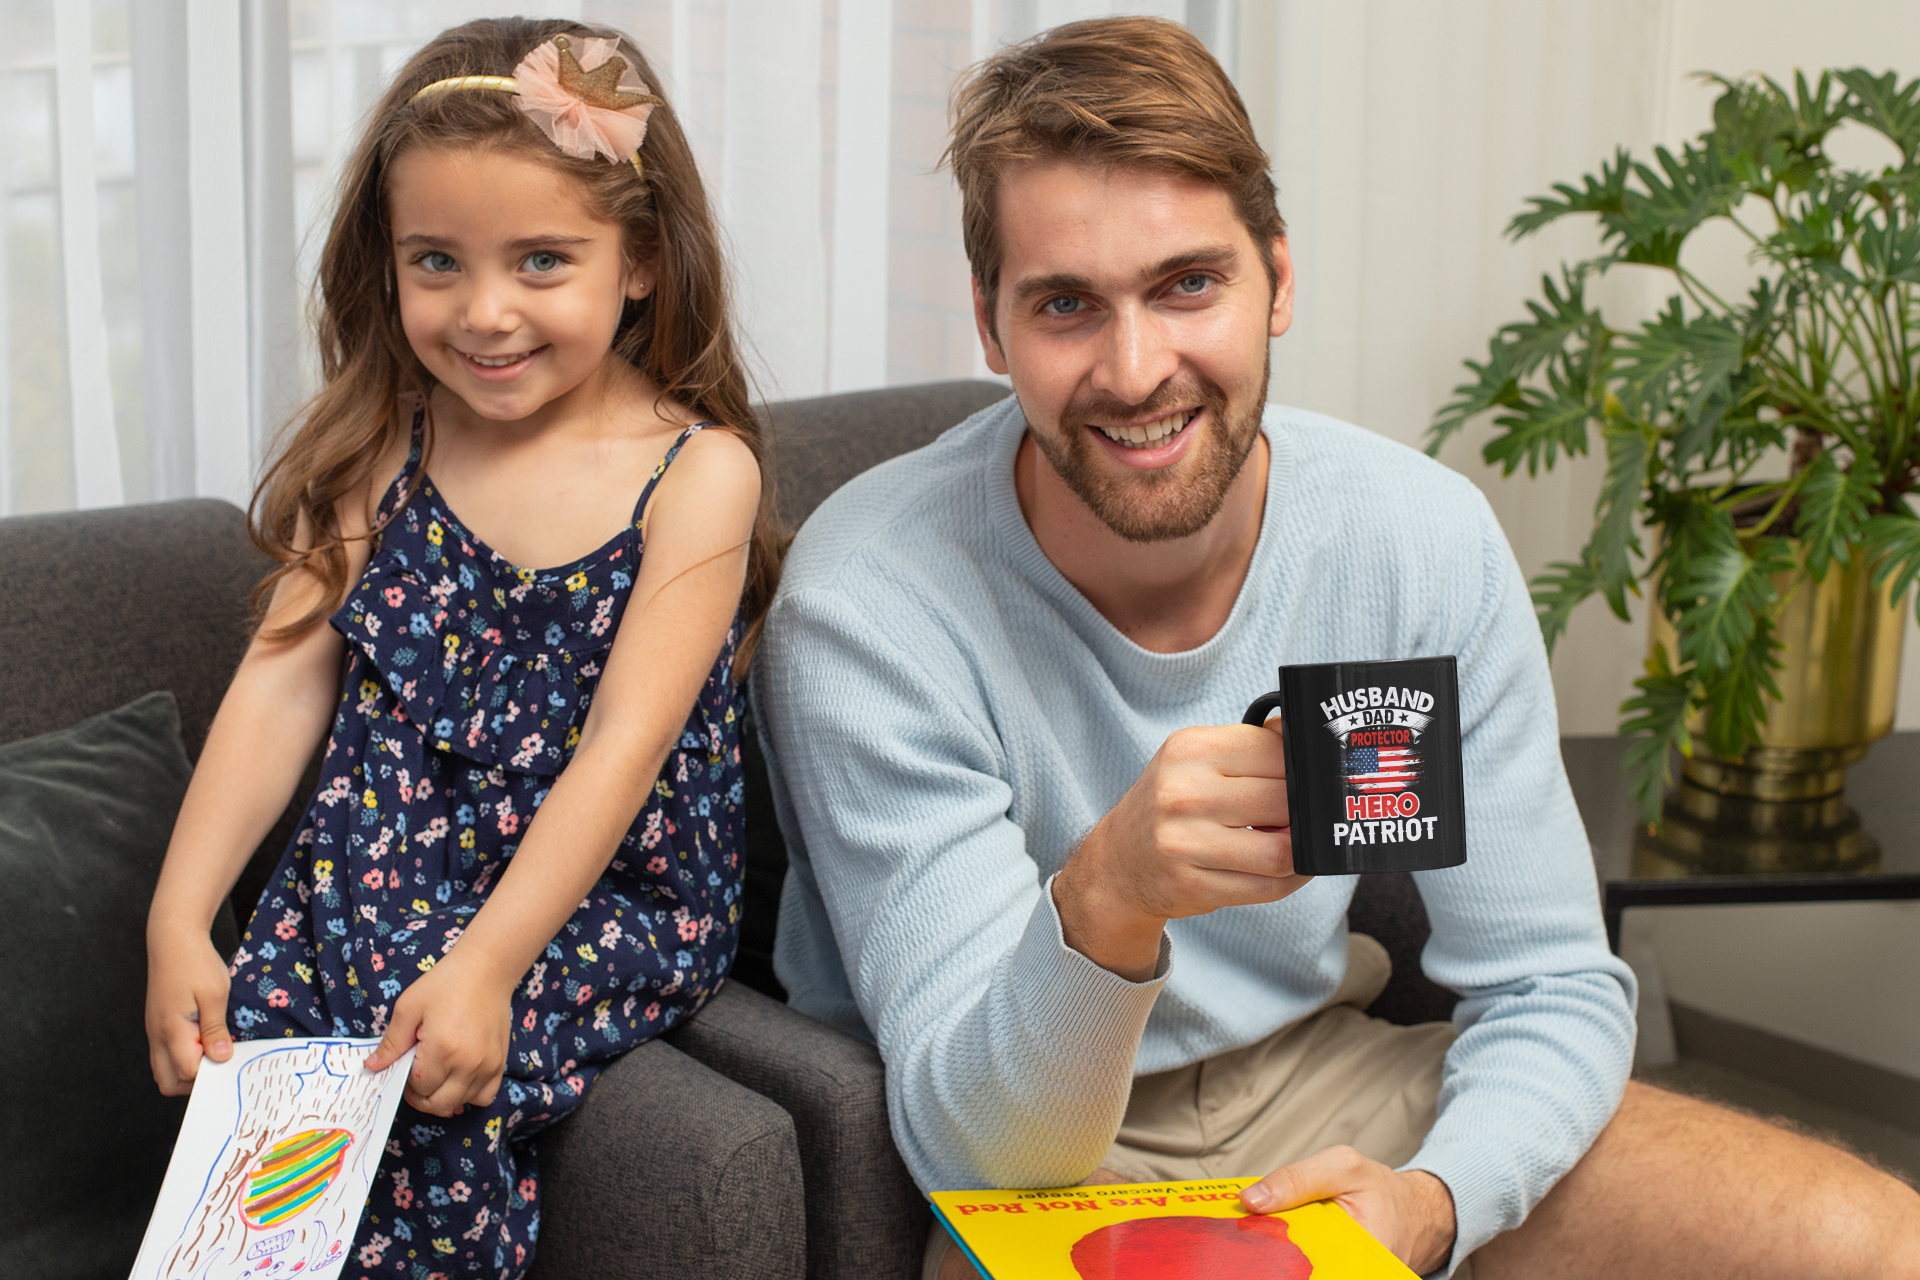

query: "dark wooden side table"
xmin=1559 ymin=732 xmax=1920 ymax=952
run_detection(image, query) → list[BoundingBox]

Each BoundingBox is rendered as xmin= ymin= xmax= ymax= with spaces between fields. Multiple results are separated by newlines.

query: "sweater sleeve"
xmin=756 ymin=583 xmax=1169 ymax=1193
xmin=1398 ymin=490 xmax=1638 ymax=1272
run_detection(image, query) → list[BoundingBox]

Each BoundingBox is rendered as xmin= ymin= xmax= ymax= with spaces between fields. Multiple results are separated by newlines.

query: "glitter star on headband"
xmin=412 ymin=34 xmax=662 ymax=179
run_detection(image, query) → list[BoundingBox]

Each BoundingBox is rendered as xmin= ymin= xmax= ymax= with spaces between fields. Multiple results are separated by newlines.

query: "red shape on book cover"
xmin=1069 ymin=1213 xmax=1314 ymax=1279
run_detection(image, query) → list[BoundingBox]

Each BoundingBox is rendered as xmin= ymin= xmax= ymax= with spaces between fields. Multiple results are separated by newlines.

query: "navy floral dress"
xmin=228 ymin=419 xmax=743 ymax=1280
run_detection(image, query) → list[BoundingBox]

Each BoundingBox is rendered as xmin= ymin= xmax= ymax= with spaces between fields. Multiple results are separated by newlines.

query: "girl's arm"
xmin=145 ymin=503 xmax=379 ymax=1094
xmin=366 ymin=428 xmax=761 ymax=1115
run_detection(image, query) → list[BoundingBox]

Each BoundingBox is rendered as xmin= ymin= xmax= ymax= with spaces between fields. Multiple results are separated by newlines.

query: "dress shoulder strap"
xmin=630 ymin=422 xmax=713 ymax=530
xmin=374 ymin=407 xmax=429 ymax=524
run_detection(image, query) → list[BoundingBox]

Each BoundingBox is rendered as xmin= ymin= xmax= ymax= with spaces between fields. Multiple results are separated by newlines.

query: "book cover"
xmin=930 ymin=1178 xmax=1419 ymax=1279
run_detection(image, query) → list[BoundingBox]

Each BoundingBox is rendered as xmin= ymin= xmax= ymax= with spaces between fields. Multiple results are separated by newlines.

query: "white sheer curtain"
xmin=6 ymin=0 xmax=1918 ymax=729
xmin=0 ymin=0 xmax=1237 ymax=522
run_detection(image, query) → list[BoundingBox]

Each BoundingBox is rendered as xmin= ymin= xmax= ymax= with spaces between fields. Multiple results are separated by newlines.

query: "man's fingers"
xmin=1188 ymin=773 xmax=1290 ymax=830
xmin=1188 ymin=825 xmax=1298 ymax=881
xmin=1240 ymin=1145 xmax=1374 ymax=1213
xmin=1211 ymin=722 xmax=1288 ymax=777
xmin=1160 ymin=724 xmax=1287 ymax=780
xmin=1195 ymin=868 xmax=1311 ymax=910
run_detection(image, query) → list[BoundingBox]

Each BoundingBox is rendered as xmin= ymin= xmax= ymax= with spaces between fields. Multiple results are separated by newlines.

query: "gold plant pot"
xmin=1633 ymin=546 xmax=1907 ymax=877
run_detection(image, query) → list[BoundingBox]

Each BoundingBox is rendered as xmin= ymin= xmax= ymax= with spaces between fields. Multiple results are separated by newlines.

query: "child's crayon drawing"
xmin=130 ymin=1038 xmax=413 ymax=1280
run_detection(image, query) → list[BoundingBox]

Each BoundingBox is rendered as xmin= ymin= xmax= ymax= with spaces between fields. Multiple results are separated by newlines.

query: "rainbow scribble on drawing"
xmin=237 ymin=1128 xmax=354 ymax=1229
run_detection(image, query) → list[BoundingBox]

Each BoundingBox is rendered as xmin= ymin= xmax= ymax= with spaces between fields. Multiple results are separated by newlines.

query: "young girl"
xmin=144 ymin=18 xmax=779 ymax=1278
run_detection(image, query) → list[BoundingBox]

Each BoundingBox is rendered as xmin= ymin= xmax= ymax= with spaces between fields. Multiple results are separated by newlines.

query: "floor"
xmin=1635 ymin=1056 xmax=1920 ymax=1186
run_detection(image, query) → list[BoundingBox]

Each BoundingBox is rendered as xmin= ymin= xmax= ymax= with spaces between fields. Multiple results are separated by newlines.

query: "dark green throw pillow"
xmin=0 ymin=692 xmax=199 ymax=1280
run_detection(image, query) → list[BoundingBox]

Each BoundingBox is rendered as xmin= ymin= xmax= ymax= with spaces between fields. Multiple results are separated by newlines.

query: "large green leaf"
xmin=1427 ymin=340 xmax=1522 ymax=456
xmin=1430 ymin=267 xmax=1611 ymax=461
xmin=1504 ymin=268 xmax=1601 ymax=375
xmin=1698 ymin=615 xmax=1785 ymax=759
xmin=1617 ymin=140 xmax=1744 ymax=266
xmin=1837 ymin=68 xmax=1920 ymax=166
xmin=1612 ymin=303 xmax=1749 ymax=472
xmin=1709 ymin=74 xmax=1797 ymax=163
xmin=1669 ymin=364 xmax=1768 ymax=475
xmin=1793 ymin=451 xmax=1879 ymax=579
xmin=1483 ymin=358 xmax=1597 ymax=477
xmin=1680 ymin=315 xmax=1745 ymax=421
xmin=1783 ymin=70 xmax=1849 ymax=157
xmin=1673 ymin=534 xmax=1793 ymax=672
xmin=1619 ymin=644 xmax=1694 ymax=824
xmin=1614 ymin=299 xmax=1691 ymax=418
xmin=1707 ymin=70 xmax=1847 ymax=175
xmin=1594 ymin=425 xmax=1652 ymax=618
xmin=1508 ymin=148 xmax=1633 ymax=240
xmin=1532 ymin=558 xmax=1602 ymax=657
xmin=1759 ymin=187 xmax=1858 ymax=280
xmin=1853 ymin=209 xmax=1920 ymax=289
xmin=1865 ymin=506 xmax=1920 ymax=621
xmin=1647 ymin=488 xmax=1727 ymax=608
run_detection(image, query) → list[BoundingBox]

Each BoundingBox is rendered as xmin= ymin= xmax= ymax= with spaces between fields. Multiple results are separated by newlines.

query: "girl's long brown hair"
xmin=251 ymin=17 xmax=782 ymax=672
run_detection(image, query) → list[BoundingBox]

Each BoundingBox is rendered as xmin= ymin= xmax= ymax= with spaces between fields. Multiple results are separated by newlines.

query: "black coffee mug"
xmin=1243 ymin=656 xmax=1467 ymax=875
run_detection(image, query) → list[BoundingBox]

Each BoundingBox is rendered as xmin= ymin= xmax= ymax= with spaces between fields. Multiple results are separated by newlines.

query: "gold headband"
xmin=411 ymin=36 xmax=655 ymax=181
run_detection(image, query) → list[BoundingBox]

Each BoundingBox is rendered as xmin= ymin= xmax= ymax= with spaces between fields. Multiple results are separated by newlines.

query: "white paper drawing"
xmin=130 ymin=1038 xmax=414 ymax=1280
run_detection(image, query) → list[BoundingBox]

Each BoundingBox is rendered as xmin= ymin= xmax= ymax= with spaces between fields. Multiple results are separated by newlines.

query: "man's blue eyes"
xmin=1042 ymin=275 xmax=1212 ymax=314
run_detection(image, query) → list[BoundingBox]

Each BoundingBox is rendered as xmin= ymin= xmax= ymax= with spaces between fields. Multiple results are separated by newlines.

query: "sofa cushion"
xmin=531 ymin=1034 xmax=807 ymax=1280
xmin=765 ymin=380 xmax=1011 ymax=527
xmin=0 ymin=500 xmax=263 ymax=759
xmin=0 ymin=692 xmax=200 ymax=1280
xmin=0 ymin=498 xmax=307 ymax=922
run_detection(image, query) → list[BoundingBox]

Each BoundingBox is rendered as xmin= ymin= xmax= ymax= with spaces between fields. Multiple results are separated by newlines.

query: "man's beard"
xmin=1027 ymin=358 xmax=1268 ymax=544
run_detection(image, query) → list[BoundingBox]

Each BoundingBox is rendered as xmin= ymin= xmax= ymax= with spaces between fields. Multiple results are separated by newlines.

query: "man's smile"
xmin=1091 ymin=407 xmax=1199 ymax=449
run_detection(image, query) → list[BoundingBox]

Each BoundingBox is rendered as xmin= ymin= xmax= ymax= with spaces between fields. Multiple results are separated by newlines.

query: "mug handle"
xmin=1242 ymin=691 xmax=1284 ymax=727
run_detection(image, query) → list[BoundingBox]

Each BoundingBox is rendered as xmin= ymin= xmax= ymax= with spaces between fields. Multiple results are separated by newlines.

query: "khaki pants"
xmin=923 ymin=934 xmax=1470 ymax=1279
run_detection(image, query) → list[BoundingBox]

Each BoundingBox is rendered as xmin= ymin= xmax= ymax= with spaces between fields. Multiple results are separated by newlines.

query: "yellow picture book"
xmin=929 ymin=1178 xmax=1418 ymax=1279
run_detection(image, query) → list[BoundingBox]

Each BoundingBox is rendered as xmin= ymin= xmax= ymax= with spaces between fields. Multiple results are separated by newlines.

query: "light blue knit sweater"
xmin=756 ymin=397 xmax=1635 ymax=1271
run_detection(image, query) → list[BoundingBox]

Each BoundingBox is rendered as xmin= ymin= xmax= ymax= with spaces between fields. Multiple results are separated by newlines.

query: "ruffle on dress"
xmin=332 ymin=562 xmax=612 ymax=775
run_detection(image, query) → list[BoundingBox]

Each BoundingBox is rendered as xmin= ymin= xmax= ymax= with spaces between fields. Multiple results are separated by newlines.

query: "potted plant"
xmin=1426 ymin=68 xmax=1920 ymax=852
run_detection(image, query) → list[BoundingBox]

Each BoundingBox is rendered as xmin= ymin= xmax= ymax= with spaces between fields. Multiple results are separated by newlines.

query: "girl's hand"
xmin=365 ymin=948 xmax=515 ymax=1116
xmin=145 ymin=927 xmax=236 ymax=1095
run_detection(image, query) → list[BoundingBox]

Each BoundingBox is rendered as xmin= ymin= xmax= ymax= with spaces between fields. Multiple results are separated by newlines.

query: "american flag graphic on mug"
xmin=1242 ymin=656 xmax=1466 ymax=875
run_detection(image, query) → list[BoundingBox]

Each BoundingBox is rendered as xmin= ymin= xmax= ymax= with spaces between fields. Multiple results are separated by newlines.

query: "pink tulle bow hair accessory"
xmin=512 ymin=34 xmax=662 ymax=168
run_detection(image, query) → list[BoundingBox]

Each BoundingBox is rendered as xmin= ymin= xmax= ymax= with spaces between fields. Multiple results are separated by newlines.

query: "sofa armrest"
xmin=531 ymin=1035 xmax=806 ymax=1280
xmin=667 ymin=981 xmax=928 ymax=1280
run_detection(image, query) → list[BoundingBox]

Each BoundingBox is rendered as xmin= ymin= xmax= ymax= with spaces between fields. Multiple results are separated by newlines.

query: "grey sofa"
xmin=0 ymin=379 xmax=1455 ymax=1280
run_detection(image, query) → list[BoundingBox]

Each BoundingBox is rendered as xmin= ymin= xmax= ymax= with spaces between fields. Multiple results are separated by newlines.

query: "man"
xmin=755 ymin=18 xmax=1920 ymax=1278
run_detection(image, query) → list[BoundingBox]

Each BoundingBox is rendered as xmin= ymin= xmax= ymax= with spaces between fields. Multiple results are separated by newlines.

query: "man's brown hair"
xmin=944 ymin=16 xmax=1284 ymax=336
